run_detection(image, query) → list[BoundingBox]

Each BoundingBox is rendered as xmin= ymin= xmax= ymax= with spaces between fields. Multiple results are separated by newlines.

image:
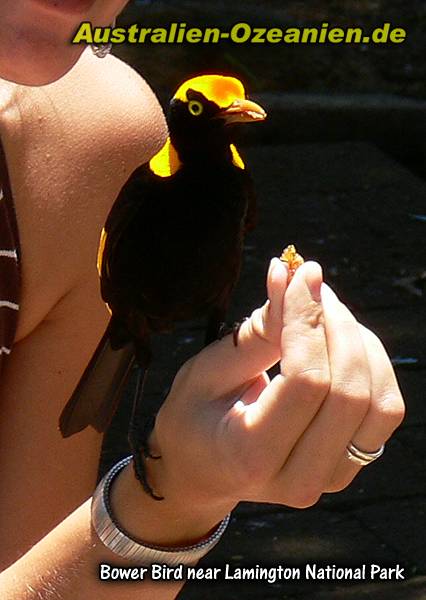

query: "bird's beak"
xmin=216 ymin=98 xmax=267 ymax=124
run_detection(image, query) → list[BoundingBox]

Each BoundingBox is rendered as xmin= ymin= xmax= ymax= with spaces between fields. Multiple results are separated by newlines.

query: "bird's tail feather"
xmin=59 ymin=322 xmax=135 ymax=437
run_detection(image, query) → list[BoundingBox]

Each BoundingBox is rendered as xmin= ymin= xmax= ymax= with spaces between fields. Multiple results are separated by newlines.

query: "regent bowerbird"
xmin=60 ymin=74 xmax=267 ymax=498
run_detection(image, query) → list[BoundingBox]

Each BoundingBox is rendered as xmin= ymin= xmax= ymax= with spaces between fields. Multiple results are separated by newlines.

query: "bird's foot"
xmin=218 ymin=317 xmax=248 ymax=346
xmin=129 ymin=415 xmax=164 ymax=501
xmin=131 ymin=450 xmax=164 ymax=501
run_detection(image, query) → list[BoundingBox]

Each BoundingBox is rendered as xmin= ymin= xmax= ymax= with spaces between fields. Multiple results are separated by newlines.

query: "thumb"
xmin=192 ymin=257 xmax=289 ymax=396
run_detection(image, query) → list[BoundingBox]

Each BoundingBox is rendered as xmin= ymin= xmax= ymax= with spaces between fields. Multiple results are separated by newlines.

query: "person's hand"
xmin=149 ymin=258 xmax=405 ymax=512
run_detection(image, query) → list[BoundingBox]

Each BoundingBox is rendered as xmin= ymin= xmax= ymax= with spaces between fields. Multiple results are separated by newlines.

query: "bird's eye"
xmin=188 ymin=100 xmax=204 ymax=116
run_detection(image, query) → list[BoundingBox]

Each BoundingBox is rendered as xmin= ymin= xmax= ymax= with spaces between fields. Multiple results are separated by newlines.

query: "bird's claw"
xmin=218 ymin=318 xmax=248 ymax=346
xmin=128 ymin=414 xmax=164 ymax=500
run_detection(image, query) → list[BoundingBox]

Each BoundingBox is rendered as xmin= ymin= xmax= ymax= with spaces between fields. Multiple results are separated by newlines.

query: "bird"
xmin=59 ymin=74 xmax=267 ymax=497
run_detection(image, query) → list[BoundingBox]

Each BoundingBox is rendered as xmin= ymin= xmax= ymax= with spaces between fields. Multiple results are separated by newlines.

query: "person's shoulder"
xmin=55 ymin=50 xmax=168 ymax=164
xmin=2 ymin=51 xmax=168 ymax=339
xmin=79 ymin=50 xmax=163 ymax=120
xmin=2 ymin=49 xmax=167 ymax=167
xmin=98 ymin=52 xmax=155 ymax=99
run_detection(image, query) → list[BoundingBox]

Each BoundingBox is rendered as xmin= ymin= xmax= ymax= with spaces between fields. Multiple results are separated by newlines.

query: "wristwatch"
xmin=91 ymin=455 xmax=231 ymax=566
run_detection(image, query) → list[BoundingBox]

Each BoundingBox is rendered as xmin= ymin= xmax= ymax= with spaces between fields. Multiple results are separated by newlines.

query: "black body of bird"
xmin=59 ymin=75 xmax=266 ymax=496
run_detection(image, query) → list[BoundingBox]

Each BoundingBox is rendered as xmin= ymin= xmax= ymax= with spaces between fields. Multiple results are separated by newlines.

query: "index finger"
xmin=248 ymin=261 xmax=330 ymax=427
xmin=222 ymin=263 xmax=331 ymax=479
xmin=280 ymin=261 xmax=328 ymax=383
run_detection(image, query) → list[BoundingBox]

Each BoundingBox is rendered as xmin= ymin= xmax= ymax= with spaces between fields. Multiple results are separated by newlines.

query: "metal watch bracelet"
xmin=91 ymin=455 xmax=231 ymax=566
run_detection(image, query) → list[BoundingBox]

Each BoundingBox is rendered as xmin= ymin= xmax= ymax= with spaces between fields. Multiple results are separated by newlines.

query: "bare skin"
xmin=0 ymin=48 xmax=167 ymax=568
xmin=0 ymin=0 xmax=129 ymax=85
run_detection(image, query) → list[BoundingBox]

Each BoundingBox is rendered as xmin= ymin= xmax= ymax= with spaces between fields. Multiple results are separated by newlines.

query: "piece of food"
xmin=280 ymin=244 xmax=304 ymax=281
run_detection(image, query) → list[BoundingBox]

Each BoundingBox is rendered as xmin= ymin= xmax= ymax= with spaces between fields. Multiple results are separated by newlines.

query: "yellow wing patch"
xmin=174 ymin=75 xmax=246 ymax=109
xmin=97 ymin=227 xmax=107 ymax=276
xmin=230 ymin=144 xmax=245 ymax=170
xmin=149 ymin=137 xmax=182 ymax=178
xmin=97 ymin=228 xmax=112 ymax=315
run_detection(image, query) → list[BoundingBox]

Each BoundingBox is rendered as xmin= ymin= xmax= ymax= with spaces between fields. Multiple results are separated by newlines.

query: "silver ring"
xmin=346 ymin=441 xmax=385 ymax=466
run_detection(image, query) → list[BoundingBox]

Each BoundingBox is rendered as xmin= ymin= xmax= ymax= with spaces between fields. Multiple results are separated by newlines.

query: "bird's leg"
xmin=128 ymin=350 xmax=164 ymax=500
xmin=140 ymin=413 xmax=161 ymax=461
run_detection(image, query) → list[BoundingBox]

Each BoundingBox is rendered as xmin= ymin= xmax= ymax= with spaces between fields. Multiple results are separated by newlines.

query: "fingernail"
xmin=269 ymin=257 xmax=286 ymax=279
xmin=305 ymin=263 xmax=323 ymax=302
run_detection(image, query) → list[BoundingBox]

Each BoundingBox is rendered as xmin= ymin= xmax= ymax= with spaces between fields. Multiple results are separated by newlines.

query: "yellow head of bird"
xmin=149 ymin=74 xmax=266 ymax=177
xmin=172 ymin=74 xmax=266 ymax=124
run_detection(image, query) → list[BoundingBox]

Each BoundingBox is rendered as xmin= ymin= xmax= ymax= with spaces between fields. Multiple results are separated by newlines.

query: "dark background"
xmin=116 ymin=0 xmax=425 ymax=99
xmin=103 ymin=1 xmax=426 ymax=598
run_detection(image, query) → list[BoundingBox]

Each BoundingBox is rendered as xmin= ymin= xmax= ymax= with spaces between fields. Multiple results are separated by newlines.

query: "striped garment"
xmin=0 ymin=139 xmax=21 ymax=371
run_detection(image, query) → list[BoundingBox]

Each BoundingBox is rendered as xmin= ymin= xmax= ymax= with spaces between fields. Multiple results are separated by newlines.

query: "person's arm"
xmin=0 ymin=259 xmax=404 ymax=599
xmin=0 ymin=50 xmax=167 ymax=566
xmin=0 ymin=489 xmax=218 ymax=600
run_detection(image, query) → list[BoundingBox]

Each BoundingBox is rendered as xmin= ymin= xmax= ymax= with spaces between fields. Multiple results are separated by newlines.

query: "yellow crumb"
xmin=280 ymin=244 xmax=304 ymax=280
